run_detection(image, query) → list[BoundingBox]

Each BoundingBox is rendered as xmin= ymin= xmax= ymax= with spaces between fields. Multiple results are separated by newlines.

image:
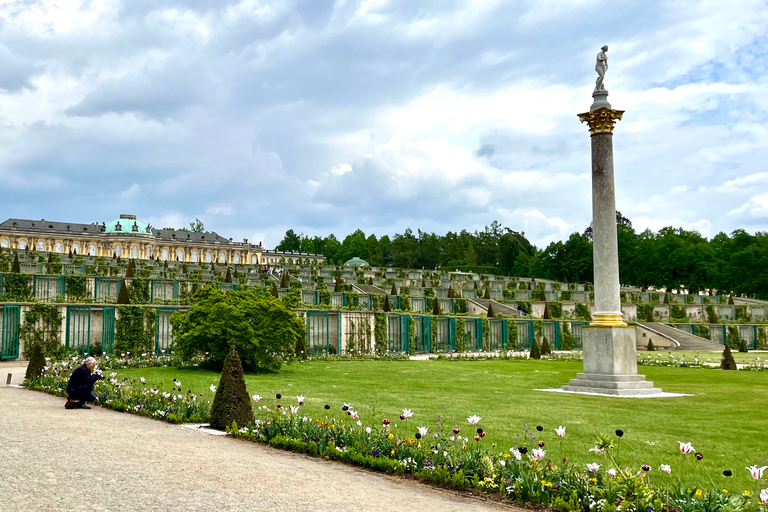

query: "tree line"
xmin=276 ymin=222 xmax=768 ymax=299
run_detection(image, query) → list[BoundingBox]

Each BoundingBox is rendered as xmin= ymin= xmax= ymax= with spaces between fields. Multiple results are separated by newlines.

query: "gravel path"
xmin=1 ymin=374 xmax=518 ymax=512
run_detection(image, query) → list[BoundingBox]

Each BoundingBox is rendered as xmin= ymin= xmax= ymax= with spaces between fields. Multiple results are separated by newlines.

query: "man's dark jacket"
xmin=66 ymin=364 xmax=103 ymax=396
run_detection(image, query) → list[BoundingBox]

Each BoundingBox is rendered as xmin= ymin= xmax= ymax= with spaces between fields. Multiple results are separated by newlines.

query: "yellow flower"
xmin=722 ymin=489 xmax=728 ymax=494
xmin=743 ymin=490 xmax=751 ymax=496
xmin=502 ymin=453 xmax=510 ymax=459
xmin=694 ymin=489 xmax=703 ymax=498
xmin=391 ymin=449 xmax=395 ymax=456
xmin=388 ymin=433 xmax=394 ymax=440
xmin=591 ymin=478 xmax=597 ymax=483
xmin=331 ymin=424 xmax=335 ymax=429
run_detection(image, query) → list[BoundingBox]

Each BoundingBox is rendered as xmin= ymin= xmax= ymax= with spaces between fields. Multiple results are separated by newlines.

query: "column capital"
xmin=578 ymin=107 xmax=624 ymax=134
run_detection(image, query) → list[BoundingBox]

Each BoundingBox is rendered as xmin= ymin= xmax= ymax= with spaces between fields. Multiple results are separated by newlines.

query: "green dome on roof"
xmin=104 ymin=215 xmax=151 ymax=235
xmin=344 ymin=257 xmax=369 ymax=267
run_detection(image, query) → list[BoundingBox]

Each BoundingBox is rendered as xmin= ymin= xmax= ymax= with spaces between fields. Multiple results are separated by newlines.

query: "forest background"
xmin=274 ymin=217 xmax=768 ymax=300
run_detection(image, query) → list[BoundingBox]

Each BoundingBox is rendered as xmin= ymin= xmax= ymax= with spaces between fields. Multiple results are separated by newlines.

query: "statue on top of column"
xmin=594 ymin=45 xmax=608 ymax=92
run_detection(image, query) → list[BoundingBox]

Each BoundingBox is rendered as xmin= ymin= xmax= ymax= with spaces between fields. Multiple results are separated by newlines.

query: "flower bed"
xmin=25 ymin=360 xmax=212 ymax=424
xmin=228 ymin=396 xmax=768 ymax=512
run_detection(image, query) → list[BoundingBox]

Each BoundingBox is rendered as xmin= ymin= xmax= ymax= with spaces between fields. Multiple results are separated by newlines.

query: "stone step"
xmin=637 ymin=322 xmax=722 ymax=350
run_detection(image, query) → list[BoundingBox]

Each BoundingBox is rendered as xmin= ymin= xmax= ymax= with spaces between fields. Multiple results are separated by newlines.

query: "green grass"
xmin=114 ymin=359 xmax=768 ymax=491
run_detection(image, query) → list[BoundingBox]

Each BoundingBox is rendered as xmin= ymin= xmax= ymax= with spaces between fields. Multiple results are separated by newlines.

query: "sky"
xmin=0 ymin=0 xmax=766 ymax=250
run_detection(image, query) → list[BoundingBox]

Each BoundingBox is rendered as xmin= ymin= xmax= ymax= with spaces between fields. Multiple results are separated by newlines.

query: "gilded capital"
xmin=577 ymin=107 xmax=624 ymax=134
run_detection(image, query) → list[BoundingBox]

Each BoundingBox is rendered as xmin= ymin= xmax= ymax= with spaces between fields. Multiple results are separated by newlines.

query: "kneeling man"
xmin=65 ymin=356 xmax=104 ymax=409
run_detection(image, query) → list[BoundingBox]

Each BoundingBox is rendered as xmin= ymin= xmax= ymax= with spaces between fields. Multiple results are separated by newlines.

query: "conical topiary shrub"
xmin=224 ymin=267 xmax=233 ymax=283
xmin=334 ymin=278 xmax=342 ymax=292
xmin=720 ymin=344 xmax=737 ymax=370
xmin=543 ymin=302 xmax=552 ymax=319
xmin=125 ymin=259 xmax=135 ymax=278
xmin=12 ymin=252 xmax=20 ymax=273
xmin=728 ymin=294 xmax=735 ymax=305
xmin=483 ymin=287 xmax=491 ymax=300
xmin=117 ymin=279 xmax=130 ymax=304
xmin=739 ymin=339 xmax=749 ymax=353
xmin=271 ymin=282 xmax=279 ymax=298
xmin=530 ymin=339 xmax=541 ymax=359
xmin=663 ymin=293 xmax=669 ymax=304
xmin=432 ymin=296 xmax=441 ymax=316
xmin=646 ymin=307 xmax=654 ymax=322
xmin=447 ymin=286 xmax=455 ymax=299
xmin=390 ymin=283 xmax=397 ymax=295
xmin=368 ymin=277 xmax=373 ymax=285
xmin=646 ymin=339 xmax=655 ymax=351
xmin=486 ymin=302 xmax=495 ymax=318
xmin=24 ymin=342 xmax=46 ymax=382
xmin=383 ymin=295 xmax=391 ymax=312
xmin=540 ymin=336 xmax=551 ymax=355
xmin=280 ymin=270 xmax=290 ymax=289
xmin=474 ymin=281 xmax=478 ymax=290
xmin=210 ymin=345 xmax=254 ymax=430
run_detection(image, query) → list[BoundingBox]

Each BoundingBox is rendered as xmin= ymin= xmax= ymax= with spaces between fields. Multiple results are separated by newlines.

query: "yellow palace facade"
xmin=0 ymin=214 xmax=322 ymax=266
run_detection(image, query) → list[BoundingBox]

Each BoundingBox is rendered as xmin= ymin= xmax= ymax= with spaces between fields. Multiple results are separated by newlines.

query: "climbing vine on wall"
xmin=115 ymin=306 xmax=157 ymax=355
xmin=374 ymin=313 xmax=387 ymax=354
xmin=20 ymin=303 xmax=63 ymax=357
xmin=1 ymin=273 xmax=32 ymax=302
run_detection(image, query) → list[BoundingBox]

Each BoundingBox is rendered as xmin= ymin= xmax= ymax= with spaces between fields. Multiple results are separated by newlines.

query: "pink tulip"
xmin=678 ymin=441 xmax=695 ymax=454
xmin=746 ymin=465 xmax=768 ymax=479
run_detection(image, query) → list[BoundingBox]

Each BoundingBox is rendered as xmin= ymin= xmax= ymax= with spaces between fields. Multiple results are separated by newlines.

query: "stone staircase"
xmin=352 ymin=284 xmax=387 ymax=295
xmin=468 ymin=299 xmax=518 ymax=317
xmin=636 ymin=322 xmax=722 ymax=350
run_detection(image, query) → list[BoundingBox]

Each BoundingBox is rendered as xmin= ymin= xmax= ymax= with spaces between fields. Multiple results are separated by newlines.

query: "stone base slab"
xmin=562 ymin=373 xmax=663 ymax=396
xmin=563 ymin=325 xmax=665 ymax=396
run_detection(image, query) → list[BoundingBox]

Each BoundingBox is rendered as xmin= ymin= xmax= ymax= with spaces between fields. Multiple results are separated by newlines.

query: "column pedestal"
xmin=562 ymin=326 xmax=662 ymax=395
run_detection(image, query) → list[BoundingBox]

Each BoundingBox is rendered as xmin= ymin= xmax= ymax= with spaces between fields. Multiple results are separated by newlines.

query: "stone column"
xmin=562 ymin=93 xmax=662 ymax=396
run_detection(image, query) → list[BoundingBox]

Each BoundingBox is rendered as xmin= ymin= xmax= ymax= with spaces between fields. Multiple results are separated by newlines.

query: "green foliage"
xmin=455 ymin=317 xmax=465 ymax=352
xmin=45 ymin=253 xmax=62 ymax=274
xmin=483 ymin=287 xmax=491 ymax=299
xmin=382 ymin=295 xmax=391 ymax=312
xmin=1 ymin=273 xmax=32 ymax=301
xmin=171 ymin=285 xmax=303 ymax=372
xmin=432 ymin=296 xmax=441 ymax=316
xmin=529 ymin=338 xmax=541 ymax=359
xmin=20 ymin=303 xmax=63 ymax=357
xmin=670 ymin=304 xmax=687 ymax=321
xmin=128 ymin=277 xmax=150 ymax=304
xmin=721 ymin=344 xmax=737 ymax=370
xmin=210 ymin=345 xmax=254 ymax=430
xmin=65 ymin=275 xmax=87 ymax=301
xmin=12 ymin=252 xmax=21 ymax=273
xmin=726 ymin=325 xmax=741 ymax=350
xmin=735 ymin=305 xmax=750 ymax=322
xmin=697 ymin=324 xmax=710 ymax=340
xmin=374 ymin=314 xmax=387 ymax=354
xmin=758 ymin=327 xmax=767 ymax=349
xmin=739 ymin=338 xmax=749 ymax=353
xmin=224 ymin=268 xmax=233 ymax=284
xmin=542 ymin=302 xmax=551 ymax=319
xmin=454 ymin=297 xmax=467 ymax=314
xmin=706 ymin=305 xmax=718 ymax=323
xmin=117 ymin=279 xmax=130 ymax=304
xmin=646 ymin=338 xmax=655 ymax=351
xmin=560 ymin=322 xmax=574 ymax=350
xmin=540 ymin=336 xmax=551 ymax=355
xmin=486 ymin=302 xmax=495 ymax=318
xmin=24 ymin=342 xmax=46 ymax=381
xmin=575 ymin=303 xmax=591 ymax=321
xmin=114 ymin=306 xmax=156 ymax=355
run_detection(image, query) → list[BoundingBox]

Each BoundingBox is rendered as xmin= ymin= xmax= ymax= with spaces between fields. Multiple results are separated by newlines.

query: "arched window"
xmin=132 ymin=246 xmax=139 ymax=259
xmin=219 ymin=252 xmax=226 ymax=264
xmin=55 ymin=242 xmax=63 ymax=253
xmin=72 ymin=243 xmax=80 ymax=255
xmin=88 ymin=244 xmax=96 ymax=256
xmin=147 ymin=247 xmax=152 ymax=259
xmin=18 ymin=240 xmax=27 ymax=250
xmin=37 ymin=241 xmax=46 ymax=251
xmin=162 ymin=248 xmax=169 ymax=261
xmin=177 ymin=249 xmax=184 ymax=262
xmin=191 ymin=250 xmax=198 ymax=263
xmin=251 ymin=255 xmax=257 ymax=264
xmin=205 ymin=251 xmax=212 ymax=263
xmin=233 ymin=253 xmax=240 ymax=264
xmin=0 ymin=238 xmax=8 ymax=248
xmin=115 ymin=245 xmax=122 ymax=257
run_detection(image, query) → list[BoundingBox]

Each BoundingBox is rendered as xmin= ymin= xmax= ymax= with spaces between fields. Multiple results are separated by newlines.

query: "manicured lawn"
xmin=114 ymin=359 xmax=768 ymax=490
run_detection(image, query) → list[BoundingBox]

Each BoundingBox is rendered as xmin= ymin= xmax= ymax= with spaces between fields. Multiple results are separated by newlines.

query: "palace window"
xmin=37 ymin=241 xmax=46 ymax=251
xmin=132 ymin=246 xmax=139 ymax=259
xmin=55 ymin=242 xmax=63 ymax=253
xmin=191 ymin=250 xmax=198 ymax=263
xmin=19 ymin=240 xmax=27 ymax=250
xmin=89 ymin=244 xmax=96 ymax=256
xmin=205 ymin=251 xmax=212 ymax=263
